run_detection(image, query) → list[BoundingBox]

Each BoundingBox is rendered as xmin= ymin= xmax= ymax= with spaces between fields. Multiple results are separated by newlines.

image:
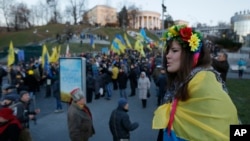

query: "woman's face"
xmin=166 ymin=41 xmax=182 ymax=73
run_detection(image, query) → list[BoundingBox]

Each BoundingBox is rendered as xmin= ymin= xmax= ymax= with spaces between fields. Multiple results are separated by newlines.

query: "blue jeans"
xmin=119 ymin=89 xmax=127 ymax=99
xmin=56 ymin=97 xmax=62 ymax=110
xmin=105 ymin=83 xmax=112 ymax=98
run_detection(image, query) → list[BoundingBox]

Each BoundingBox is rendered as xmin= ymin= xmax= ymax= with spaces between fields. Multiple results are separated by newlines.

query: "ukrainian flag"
xmin=90 ymin=35 xmax=95 ymax=49
xmin=124 ymin=33 xmax=132 ymax=49
xmin=134 ymin=40 xmax=145 ymax=57
xmin=152 ymin=71 xmax=239 ymax=141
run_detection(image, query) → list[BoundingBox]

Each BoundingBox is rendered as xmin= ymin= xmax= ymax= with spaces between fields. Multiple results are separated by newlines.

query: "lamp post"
xmin=161 ymin=0 xmax=166 ymax=30
xmin=33 ymin=29 xmax=37 ymax=44
xmin=161 ymin=0 xmax=166 ymax=66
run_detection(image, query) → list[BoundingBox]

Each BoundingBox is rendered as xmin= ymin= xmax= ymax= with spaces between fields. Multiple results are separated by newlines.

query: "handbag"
xmin=147 ymin=89 xmax=151 ymax=98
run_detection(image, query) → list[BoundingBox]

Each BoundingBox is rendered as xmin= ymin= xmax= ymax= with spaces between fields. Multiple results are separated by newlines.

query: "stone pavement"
xmin=28 ymin=71 xmax=249 ymax=141
xmin=30 ymin=83 xmax=159 ymax=141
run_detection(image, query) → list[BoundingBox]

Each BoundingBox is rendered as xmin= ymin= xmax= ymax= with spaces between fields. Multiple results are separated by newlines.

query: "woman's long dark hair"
xmin=163 ymin=39 xmax=211 ymax=101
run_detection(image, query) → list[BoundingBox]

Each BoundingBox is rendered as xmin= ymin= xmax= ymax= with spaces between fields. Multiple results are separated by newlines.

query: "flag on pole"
xmin=134 ymin=40 xmax=145 ymax=57
xmin=49 ymin=47 xmax=58 ymax=63
xmin=140 ymin=28 xmax=150 ymax=43
xmin=17 ymin=50 xmax=25 ymax=62
xmin=114 ymin=38 xmax=126 ymax=53
xmin=41 ymin=44 xmax=49 ymax=68
xmin=115 ymin=34 xmax=126 ymax=45
xmin=90 ymin=35 xmax=95 ymax=49
xmin=41 ymin=44 xmax=52 ymax=77
xmin=110 ymin=40 xmax=121 ymax=55
xmin=124 ymin=33 xmax=132 ymax=49
xmin=66 ymin=44 xmax=70 ymax=57
xmin=7 ymin=41 xmax=15 ymax=66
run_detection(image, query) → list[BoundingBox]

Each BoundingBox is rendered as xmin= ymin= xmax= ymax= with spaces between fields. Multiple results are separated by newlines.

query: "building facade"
xmin=85 ymin=5 xmax=117 ymax=26
xmin=174 ymin=20 xmax=189 ymax=26
xmin=85 ymin=5 xmax=161 ymax=29
xmin=128 ymin=10 xmax=161 ymax=29
xmin=231 ymin=10 xmax=250 ymax=43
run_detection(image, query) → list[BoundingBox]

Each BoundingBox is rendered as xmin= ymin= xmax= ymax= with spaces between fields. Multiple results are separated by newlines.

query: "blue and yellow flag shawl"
xmin=153 ymin=71 xmax=239 ymax=141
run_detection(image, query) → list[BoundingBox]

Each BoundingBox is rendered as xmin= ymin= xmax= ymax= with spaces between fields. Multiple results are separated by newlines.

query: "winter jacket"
xmin=68 ymin=102 xmax=95 ymax=141
xmin=109 ymin=106 xmax=139 ymax=141
xmin=117 ymin=72 xmax=128 ymax=89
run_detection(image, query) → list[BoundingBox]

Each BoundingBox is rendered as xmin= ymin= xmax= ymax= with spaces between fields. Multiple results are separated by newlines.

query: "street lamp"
xmin=161 ymin=0 xmax=166 ymax=66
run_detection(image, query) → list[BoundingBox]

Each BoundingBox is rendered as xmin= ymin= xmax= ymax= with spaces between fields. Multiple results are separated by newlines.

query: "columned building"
xmin=129 ymin=11 xmax=161 ymax=29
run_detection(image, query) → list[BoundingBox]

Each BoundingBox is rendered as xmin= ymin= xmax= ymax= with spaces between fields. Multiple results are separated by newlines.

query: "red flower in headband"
xmin=179 ymin=27 xmax=192 ymax=42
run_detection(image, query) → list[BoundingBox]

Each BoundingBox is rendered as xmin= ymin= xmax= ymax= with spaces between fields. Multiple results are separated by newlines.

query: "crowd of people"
xmin=0 ymin=24 xmax=244 ymax=141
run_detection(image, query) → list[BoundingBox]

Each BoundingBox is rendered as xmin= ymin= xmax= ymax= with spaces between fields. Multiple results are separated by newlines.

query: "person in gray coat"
xmin=138 ymin=71 xmax=151 ymax=108
xmin=67 ymin=88 xmax=95 ymax=141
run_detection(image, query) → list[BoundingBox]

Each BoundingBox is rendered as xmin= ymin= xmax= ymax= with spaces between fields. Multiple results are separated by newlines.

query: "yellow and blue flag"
xmin=41 ymin=44 xmax=52 ymax=77
xmin=90 ymin=35 xmax=95 ymax=49
xmin=124 ymin=33 xmax=132 ymax=49
xmin=110 ymin=39 xmax=121 ymax=55
xmin=140 ymin=28 xmax=150 ymax=43
xmin=152 ymin=71 xmax=239 ymax=141
xmin=134 ymin=40 xmax=145 ymax=57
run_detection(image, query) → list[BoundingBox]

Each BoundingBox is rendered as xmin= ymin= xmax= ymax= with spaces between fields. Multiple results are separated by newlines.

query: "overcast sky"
xmin=10 ymin=0 xmax=250 ymax=26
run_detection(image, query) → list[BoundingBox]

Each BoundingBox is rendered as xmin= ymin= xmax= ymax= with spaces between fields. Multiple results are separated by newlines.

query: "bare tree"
xmin=0 ymin=0 xmax=15 ymax=31
xmin=9 ymin=2 xmax=31 ymax=31
xmin=30 ymin=1 xmax=48 ymax=26
xmin=66 ymin=0 xmax=86 ymax=25
xmin=127 ymin=5 xmax=139 ymax=29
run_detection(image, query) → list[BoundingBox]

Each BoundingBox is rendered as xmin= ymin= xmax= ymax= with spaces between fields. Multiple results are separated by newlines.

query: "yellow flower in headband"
xmin=168 ymin=26 xmax=179 ymax=37
xmin=188 ymin=33 xmax=200 ymax=52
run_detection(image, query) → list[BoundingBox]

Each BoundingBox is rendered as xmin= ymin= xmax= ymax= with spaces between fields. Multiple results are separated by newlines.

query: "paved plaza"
xmin=27 ymin=71 xmax=250 ymax=141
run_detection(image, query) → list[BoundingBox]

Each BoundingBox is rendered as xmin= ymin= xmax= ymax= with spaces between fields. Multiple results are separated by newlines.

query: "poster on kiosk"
xmin=59 ymin=57 xmax=86 ymax=103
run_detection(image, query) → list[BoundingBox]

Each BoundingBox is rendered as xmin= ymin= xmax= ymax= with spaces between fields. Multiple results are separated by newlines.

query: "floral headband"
xmin=162 ymin=25 xmax=203 ymax=66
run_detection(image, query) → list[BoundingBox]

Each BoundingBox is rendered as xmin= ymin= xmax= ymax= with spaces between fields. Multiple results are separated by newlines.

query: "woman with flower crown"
xmin=152 ymin=25 xmax=239 ymax=141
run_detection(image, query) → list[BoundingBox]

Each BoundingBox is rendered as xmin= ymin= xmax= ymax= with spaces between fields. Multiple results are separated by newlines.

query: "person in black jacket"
xmin=117 ymin=68 xmax=128 ymax=99
xmin=156 ymin=68 xmax=167 ymax=106
xmin=128 ymin=64 xmax=137 ymax=97
xmin=109 ymin=98 xmax=139 ymax=141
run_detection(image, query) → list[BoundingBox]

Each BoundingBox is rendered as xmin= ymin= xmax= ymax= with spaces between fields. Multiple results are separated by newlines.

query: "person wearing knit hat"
xmin=0 ymin=94 xmax=18 ymax=108
xmin=0 ymin=84 xmax=19 ymax=104
xmin=0 ymin=108 xmax=22 ymax=141
xmin=109 ymin=98 xmax=139 ymax=141
xmin=118 ymin=98 xmax=128 ymax=109
xmin=67 ymin=87 xmax=95 ymax=141
xmin=19 ymin=90 xmax=29 ymax=98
